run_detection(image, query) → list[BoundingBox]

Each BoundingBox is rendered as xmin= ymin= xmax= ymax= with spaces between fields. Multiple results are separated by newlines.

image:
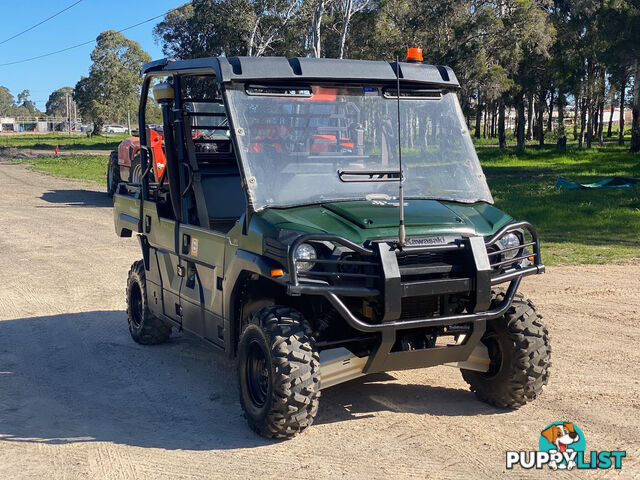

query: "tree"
xmin=247 ymin=0 xmax=302 ymax=56
xmin=632 ymin=60 xmax=640 ymax=152
xmin=310 ymin=0 xmax=327 ymax=58
xmin=596 ymin=0 xmax=640 ymax=151
xmin=335 ymin=0 xmax=371 ymax=58
xmin=14 ymin=89 xmax=37 ymax=115
xmin=154 ymin=0 xmax=254 ymax=59
xmin=0 ymin=86 xmax=15 ymax=116
xmin=46 ymin=87 xmax=74 ymax=117
xmin=17 ymin=90 xmax=30 ymax=105
xmin=21 ymin=101 xmax=38 ymax=116
xmin=155 ymin=1 xmax=309 ymax=58
xmin=153 ymin=2 xmax=201 ymax=59
xmin=74 ymin=30 xmax=151 ymax=132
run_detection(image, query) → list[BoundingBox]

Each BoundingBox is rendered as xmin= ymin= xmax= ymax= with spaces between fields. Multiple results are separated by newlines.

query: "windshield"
xmin=225 ymin=85 xmax=493 ymax=210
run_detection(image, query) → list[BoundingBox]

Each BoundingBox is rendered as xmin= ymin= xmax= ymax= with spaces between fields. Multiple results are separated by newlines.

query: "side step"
xmin=444 ymin=342 xmax=490 ymax=372
xmin=319 ymin=348 xmax=368 ymax=390
xmin=319 ymin=342 xmax=490 ymax=389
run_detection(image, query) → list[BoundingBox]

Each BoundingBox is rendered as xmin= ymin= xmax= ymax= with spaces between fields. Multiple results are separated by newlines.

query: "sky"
xmin=0 ymin=0 xmax=186 ymax=111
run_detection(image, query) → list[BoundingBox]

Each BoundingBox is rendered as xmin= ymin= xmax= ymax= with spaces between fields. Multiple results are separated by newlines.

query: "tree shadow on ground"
xmin=40 ymin=189 xmax=112 ymax=208
xmin=0 ymin=311 xmax=506 ymax=451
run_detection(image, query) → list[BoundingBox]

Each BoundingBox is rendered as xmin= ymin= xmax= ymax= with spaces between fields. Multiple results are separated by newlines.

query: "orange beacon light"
xmin=406 ymin=47 xmax=423 ymax=63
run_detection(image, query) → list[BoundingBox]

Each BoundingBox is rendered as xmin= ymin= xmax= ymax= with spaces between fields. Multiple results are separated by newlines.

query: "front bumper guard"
xmin=323 ymin=277 xmax=522 ymax=374
xmin=283 ymin=221 xmax=544 ymax=373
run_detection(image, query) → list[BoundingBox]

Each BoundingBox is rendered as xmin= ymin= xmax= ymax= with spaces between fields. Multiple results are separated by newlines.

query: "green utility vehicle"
xmin=113 ymin=55 xmax=551 ymax=438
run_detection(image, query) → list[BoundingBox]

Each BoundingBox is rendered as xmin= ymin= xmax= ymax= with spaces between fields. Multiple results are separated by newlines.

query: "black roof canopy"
xmin=142 ymin=56 xmax=460 ymax=89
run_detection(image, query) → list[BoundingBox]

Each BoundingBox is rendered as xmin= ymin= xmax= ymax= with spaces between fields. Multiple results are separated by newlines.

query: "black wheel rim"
xmin=131 ymin=163 xmax=142 ymax=184
xmin=481 ymin=332 xmax=503 ymax=378
xmin=130 ymin=283 xmax=143 ymax=328
xmin=245 ymin=340 xmax=269 ymax=408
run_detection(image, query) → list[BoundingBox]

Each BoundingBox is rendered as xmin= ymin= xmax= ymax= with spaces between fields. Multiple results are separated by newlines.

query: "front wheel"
xmin=238 ymin=306 xmax=321 ymax=438
xmin=461 ymin=290 xmax=551 ymax=408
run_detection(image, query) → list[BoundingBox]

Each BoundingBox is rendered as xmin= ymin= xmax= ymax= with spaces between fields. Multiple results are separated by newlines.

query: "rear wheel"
xmin=126 ymin=260 xmax=171 ymax=345
xmin=130 ymin=154 xmax=143 ymax=184
xmin=238 ymin=306 xmax=321 ymax=438
xmin=461 ymin=290 xmax=551 ymax=408
xmin=130 ymin=153 xmax=155 ymax=185
xmin=107 ymin=151 xmax=120 ymax=197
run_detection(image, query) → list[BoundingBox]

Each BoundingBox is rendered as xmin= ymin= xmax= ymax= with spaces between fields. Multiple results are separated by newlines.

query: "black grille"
xmin=397 ymin=249 xmax=468 ymax=279
xmin=400 ymin=295 xmax=440 ymax=320
xmin=397 ymin=251 xmax=457 ymax=267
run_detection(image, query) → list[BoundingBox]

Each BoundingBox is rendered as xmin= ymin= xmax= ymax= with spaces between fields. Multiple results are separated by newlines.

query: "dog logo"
xmin=506 ymin=421 xmax=625 ymax=470
xmin=539 ymin=422 xmax=583 ymax=470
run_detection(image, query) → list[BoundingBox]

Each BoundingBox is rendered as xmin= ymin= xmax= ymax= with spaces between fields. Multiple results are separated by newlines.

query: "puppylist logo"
xmin=506 ymin=421 xmax=626 ymax=470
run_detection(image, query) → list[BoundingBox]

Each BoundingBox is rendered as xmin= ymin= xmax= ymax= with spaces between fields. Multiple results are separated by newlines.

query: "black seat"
xmin=182 ymin=103 xmax=245 ymax=232
xmin=200 ymin=164 xmax=246 ymax=232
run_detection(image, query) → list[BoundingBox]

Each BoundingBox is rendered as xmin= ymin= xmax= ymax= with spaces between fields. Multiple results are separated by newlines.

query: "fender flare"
xmin=222 ymin=249 xmax=284 ymax=356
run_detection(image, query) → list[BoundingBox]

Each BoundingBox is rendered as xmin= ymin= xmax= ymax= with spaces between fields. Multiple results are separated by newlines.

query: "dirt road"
xmin=0 ymin=160 xmax=638 ymax=479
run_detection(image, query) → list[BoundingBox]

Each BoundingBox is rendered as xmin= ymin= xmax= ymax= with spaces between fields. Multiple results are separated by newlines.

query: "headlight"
xmin=294 ymin=243 xmax=317 ymax=272
xmin=497 ymin=233 xmax=521 ymax=260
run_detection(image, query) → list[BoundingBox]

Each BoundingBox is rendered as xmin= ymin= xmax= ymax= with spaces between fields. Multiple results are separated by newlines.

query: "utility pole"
xmin=127 ymin=109 xmax=131 ymax=135
xmin=65 ymin=93 xmax=70 ymax=134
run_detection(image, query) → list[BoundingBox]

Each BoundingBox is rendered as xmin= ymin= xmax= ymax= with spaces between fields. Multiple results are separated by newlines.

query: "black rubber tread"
xmin=107 ymin=151 xmax=120 ymax=197
xmin=126 ymin=260 xmax=171 ymax=345
xmin=238 ymin=306 xmax=321 ymax=439
xmin=461 ymin=289 xmax=551 ymax=408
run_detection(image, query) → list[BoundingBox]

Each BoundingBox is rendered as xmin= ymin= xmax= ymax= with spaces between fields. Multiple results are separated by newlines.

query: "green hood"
xmin=257 ymin=199 xmax=512 ymax=244
xmin=323 ymin=200 xmax=459 ymax=229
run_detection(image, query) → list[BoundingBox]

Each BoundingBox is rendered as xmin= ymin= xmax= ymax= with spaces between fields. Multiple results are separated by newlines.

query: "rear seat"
xmin=199 ymin=163 xmax=246 ymax=233
xmin=184 ymin=108 xmax=246 ymax=232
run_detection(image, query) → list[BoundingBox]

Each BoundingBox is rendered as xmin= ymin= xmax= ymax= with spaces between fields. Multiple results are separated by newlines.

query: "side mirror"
xmin=153 ymin=82 xmax=174 ymax=104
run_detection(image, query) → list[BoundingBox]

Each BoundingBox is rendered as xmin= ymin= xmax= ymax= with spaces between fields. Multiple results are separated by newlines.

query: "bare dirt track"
xmin=0 ymin=160 xmax=638 ymax=479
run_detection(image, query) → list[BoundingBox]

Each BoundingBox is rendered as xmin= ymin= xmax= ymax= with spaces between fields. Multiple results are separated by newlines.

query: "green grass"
xmin=477 ymin=143 xmax=640 ymax=265
xmin=11 ymin=154 xmax=109 ymax=184
xmin=0 ymin=133 xmax=127 ymax=151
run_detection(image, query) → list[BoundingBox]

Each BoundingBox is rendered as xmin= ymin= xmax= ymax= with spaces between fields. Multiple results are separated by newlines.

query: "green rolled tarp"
xmin=555 ymin=177 xmax=640 ymax=189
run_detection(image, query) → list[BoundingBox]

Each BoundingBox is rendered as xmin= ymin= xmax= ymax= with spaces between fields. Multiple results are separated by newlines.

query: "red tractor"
xmin=107 ymin=126 xmax=166 ymax=197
